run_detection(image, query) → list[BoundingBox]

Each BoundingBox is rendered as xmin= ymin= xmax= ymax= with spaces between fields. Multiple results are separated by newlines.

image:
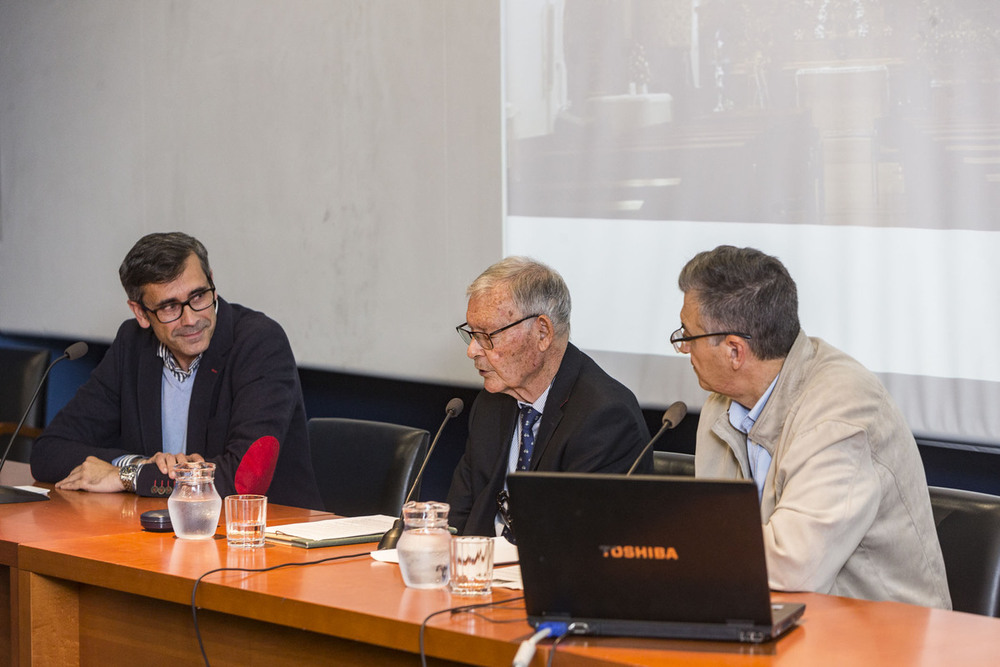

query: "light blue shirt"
xmin=112 ymin=345 xmax=200 ymax=466
xmin=728 ymin=376 xmax=778 ymax=500
xmin=161 ymin=365 xmax=197 ymax=455
xmin=158 ymin=343 xmax=201 ymax=455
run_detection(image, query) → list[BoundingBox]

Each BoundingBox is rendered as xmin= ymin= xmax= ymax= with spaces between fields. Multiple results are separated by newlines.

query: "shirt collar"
xmin=518 ymin=383 xmax=552 ymax=416
xmin=157 ymin=342 xmax=202 ymax=383
xmin=729 ymin=375 xmax=779 ymax=435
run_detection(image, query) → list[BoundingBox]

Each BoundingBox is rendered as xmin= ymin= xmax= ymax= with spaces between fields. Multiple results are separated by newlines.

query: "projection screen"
xmin=503 ymin=0 xmax=1000 ymax=447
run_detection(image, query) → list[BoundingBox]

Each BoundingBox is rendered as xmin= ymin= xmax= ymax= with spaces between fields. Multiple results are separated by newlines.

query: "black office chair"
xmin=929 ymin=486 xmax=1000 ymax=617
xmin=307 ymin=417 xmax=430 ymax=517
xmin=652 ymin=451 xmax=695 ymax=477
xmin=0 ymin=347 xmax=51 ymax=463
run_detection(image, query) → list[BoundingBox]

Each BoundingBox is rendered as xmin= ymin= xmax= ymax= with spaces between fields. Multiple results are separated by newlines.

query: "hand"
xmin=55 ymin=456 xmax=128 ymax=493
xmin=142 ymin=451 xmax=206 ymax=477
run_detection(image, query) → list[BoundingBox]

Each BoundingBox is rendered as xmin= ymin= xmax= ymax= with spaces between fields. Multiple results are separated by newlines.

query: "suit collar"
xmin=186 ymin=298 xmax=235 ymax=452
xmin=137 ymin=340 xmax=164 ymax=454
xmin=526 ymin=342 xmax=582 ymax=468
xmin=749 ymin=330 xmax=809 ymax=450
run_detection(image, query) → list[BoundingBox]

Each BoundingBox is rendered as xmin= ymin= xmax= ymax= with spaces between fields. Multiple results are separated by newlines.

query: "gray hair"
xmin=468 ymin=256 xmax=571 ymax=337
xmin=678 ymin=246 xmax=799 ymax=360
xmin=119 ymin=232 xmax=212 ymax=303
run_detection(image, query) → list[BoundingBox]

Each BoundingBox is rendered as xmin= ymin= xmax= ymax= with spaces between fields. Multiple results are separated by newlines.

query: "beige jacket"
xmin=696 ymin=331 xmax=951 ymax=609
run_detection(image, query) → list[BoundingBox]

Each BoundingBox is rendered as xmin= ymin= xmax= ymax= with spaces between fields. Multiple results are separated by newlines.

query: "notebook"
xmin=506 ymin=471 xmax=805 ymax=643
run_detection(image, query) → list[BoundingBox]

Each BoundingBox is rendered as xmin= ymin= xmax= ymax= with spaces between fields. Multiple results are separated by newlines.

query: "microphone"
xmin=377 ymin=397 xmax=465 ymax=550
xmin=234 ymin=435 xmax=280 ymax=495
xmin=0 ymin=342 xmax=89 ymax=504
xmin=626 ymin=401 xmax=687 ymax=475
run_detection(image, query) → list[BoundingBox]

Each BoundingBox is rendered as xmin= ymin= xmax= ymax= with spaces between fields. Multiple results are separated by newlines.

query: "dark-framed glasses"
xmin=143 ymin=287 xmax=217 ymax=324
xmin=456 ymin=314 xmax=540 ymax=350
xmin=670 ymin=326 xmax=751 ymax=353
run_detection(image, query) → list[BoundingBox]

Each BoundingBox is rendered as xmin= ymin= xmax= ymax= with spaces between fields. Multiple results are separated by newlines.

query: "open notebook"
xmin=506 ymin=472 xmax=804 ymax=643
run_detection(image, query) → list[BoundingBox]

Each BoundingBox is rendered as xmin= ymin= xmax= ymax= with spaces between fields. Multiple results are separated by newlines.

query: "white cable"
xmin=512 ymin=627 xmax=552 ymax=667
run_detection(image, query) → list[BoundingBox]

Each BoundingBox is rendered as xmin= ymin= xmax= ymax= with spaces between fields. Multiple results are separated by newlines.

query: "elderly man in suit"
xmin=446 ymin=256 xmax=650 ymax=538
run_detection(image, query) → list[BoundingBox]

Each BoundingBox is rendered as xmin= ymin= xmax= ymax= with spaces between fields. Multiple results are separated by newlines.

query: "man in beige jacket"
xmin=671 ymin=245 xmax=950 ymax=609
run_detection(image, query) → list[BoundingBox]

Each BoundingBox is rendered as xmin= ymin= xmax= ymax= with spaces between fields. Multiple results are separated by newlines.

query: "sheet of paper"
xmin=369 ymin=537 xmax=518 ymax=566
xmin=492 ymin=565 xmax=523 ymax=590
xmin=268 ymin=514 xmax=397 ymax=540
xmin=14 ymin=486 xmax=49 ymax=496
xmin=492 ymin=537 xmax=519 ymax=565
xmin=371 ymin=550 xmax=523 ymax=590
xmin=370 ymin=548 xmax=400 ymax=563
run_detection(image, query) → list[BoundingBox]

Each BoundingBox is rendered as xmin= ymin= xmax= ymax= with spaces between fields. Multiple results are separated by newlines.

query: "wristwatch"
xmin=119 ymin=463 xmax=142 ymax=494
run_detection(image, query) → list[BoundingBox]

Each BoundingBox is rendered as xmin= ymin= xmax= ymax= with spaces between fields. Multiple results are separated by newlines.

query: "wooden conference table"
xmin=5 ymin=488 xmax=1000 ymax=666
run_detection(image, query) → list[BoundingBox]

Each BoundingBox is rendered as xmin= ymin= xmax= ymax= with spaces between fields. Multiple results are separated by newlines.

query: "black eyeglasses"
xmin=456 ymin=314 xmax=540 ymax=350
xmin=142 ymin=287 xmax=217 ymax=324
xmin=670 ymin=326 xmax=751 ymax=353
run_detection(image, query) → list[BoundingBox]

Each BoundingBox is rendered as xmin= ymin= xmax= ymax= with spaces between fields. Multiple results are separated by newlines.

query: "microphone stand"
xmin=626 ymin=422 xmax=672 ymax=476
xmin=626 ymin=401 xmax=687 ymax=475
xmin=377 ymin=399 xmax=463 ymax=549
xmin=0 ymin=343 xmax=88 ymax=504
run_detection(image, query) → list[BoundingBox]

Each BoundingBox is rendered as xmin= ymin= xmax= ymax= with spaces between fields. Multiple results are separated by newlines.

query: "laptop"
xmin=506 ymin=472 xmax=805 ymax=643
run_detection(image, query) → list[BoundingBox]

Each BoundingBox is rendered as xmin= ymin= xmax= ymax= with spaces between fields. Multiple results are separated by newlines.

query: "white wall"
xmin=0 ymin=0 xmax=503 ymax=388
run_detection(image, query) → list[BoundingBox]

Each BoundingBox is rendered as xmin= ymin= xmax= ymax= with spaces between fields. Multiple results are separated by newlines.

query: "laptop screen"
xmin=507 ymin=472 xmax=780 ymax=629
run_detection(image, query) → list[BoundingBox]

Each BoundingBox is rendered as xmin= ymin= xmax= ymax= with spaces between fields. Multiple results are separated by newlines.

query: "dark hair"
xmin=678 ymin=246 xmax=799 ymax=360
xmin=119 ymin=232 xmax=212 ymax=303
xmin=468 ymin=256 xmax=572 ymax=337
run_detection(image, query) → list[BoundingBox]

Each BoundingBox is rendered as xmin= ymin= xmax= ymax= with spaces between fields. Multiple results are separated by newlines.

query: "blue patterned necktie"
xmin=516 ymin=405 xmax=542 ymax=471
xmin=502 ymin=405 xmax=542 ymax=542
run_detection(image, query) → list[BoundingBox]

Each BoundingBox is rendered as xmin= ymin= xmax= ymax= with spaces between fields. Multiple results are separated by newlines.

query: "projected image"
xmin=506 ymin=0 xmax=1000 ymax=231
xmin=504 ymin=0 xmax=1000 ymax=444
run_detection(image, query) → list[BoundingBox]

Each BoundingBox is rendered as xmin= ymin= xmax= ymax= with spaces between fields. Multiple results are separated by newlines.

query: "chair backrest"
xmin=652 ymin=451 xmax=695 ymax=477
xmin=307 ymin=417 xmax=430 ymax=517
xmin=929 ymin=486 xmax=1000 ymax=617
xmin=0 ymin=347 xmax=50 ymax=463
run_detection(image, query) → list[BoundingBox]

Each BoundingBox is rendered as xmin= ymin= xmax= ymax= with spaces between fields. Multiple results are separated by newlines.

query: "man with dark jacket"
xmin=31 ymin=232 xmax=322 ymax=510
xmin=447 ymin=257 xmax=650 ymax=537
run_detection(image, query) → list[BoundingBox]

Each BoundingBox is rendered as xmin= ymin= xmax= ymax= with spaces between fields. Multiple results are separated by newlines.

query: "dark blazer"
xmin=31 ymin=299 xmax=322 ymax=510
xmin=445 ymin=343 xmax=651 ymax=536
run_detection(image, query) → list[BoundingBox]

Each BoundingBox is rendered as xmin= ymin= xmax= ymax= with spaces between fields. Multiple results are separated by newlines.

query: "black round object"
xmin=140 ymin=509 xmax=173 ymax=533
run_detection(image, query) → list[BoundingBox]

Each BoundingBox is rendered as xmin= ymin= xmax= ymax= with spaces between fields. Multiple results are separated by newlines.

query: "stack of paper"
xmin=265 ymin=514 xmax=398 ymax=548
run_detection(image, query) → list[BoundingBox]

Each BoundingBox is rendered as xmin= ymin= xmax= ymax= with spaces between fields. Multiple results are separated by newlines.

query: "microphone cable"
xmin=190 ymin=549 xmax=371 ymax=666
xmin=418 ymin=596 xmax=526 ymax=667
